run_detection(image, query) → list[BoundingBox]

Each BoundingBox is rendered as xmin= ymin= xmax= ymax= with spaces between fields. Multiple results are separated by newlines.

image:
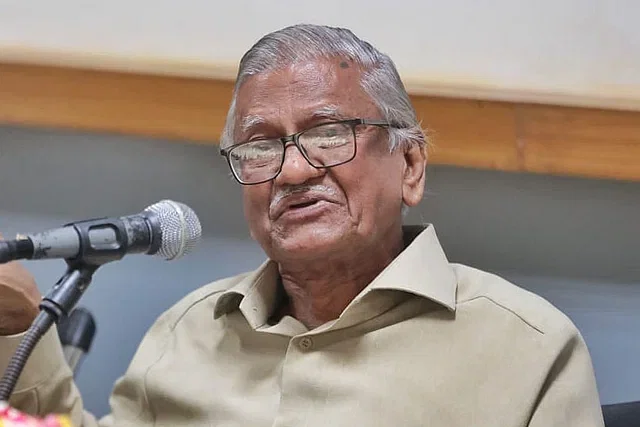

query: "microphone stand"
xmin=58 ymin=308 xmax=97 ymax=376
xmin=0 ymin=260 xmax=99 ymax=401
xmin=0 ymin=216 xmax=133 ymax=401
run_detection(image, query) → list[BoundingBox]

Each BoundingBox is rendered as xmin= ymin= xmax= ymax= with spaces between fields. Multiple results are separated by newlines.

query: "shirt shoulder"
xmin=452 ymin=263 xmax=577 ymax=337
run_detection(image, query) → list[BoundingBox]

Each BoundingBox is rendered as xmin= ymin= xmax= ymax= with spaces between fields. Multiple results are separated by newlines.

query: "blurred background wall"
xmin=2 ymin=0 xmax=639 ymax=107
xmin=0 ymin=0 xmax=639 ymax=418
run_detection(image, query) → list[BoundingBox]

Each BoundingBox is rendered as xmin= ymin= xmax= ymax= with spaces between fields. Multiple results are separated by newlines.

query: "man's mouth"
xmin=272 ymin=194 xmax=334 ymax=220
xmin=288 ymin=200 xmax=320 ymax=210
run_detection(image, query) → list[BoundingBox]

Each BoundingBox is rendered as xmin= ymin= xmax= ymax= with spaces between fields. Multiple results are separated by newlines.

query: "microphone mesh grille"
xmin=145 ymin=200 xmax=202 ymax=260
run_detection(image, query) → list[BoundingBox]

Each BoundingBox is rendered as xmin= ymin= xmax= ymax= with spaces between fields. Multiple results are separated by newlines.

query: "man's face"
xmin=233 ymin=57 xmax=424 ymax=262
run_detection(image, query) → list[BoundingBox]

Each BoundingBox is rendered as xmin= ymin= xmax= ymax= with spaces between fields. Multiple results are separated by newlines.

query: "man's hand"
xmin=0 ymin=233 xmax=41 ymax=336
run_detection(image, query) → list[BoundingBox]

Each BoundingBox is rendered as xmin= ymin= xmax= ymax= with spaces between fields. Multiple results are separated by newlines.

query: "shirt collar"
xmin=213 ymin=224 xmax=457 ymax=328
xmin=365 ymin=224 xmax=457 ymax=310
xmin=212 ymin=259 xmax=280 ymax=329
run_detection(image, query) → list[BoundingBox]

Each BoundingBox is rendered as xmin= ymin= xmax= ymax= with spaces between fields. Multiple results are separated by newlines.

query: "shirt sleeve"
xmin=0 ymin=325 xmax=100 ymax=426
xmin=0 ymin=279 xmax=237 ymax=427
xmin=527 ymin=328 xmax=605 ymax=427
xmin=0 ymin=312 xmax=173 ymax=427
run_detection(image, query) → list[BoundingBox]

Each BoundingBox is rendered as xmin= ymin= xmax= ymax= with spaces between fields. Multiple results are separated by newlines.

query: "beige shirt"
xmin=1 ymin=225 xmax=604 ymax=426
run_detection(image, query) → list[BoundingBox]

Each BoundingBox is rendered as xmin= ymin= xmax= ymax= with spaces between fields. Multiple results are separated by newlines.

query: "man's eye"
xmin=319 ymin=128 xmax=339 ymax=138
xmin=308 ymin=129 xmax=350 ymax=147
xmin=316 ymin=136 xmax=349 ymax=148
xmin=232 ymin=142 xmax=279 ymax=161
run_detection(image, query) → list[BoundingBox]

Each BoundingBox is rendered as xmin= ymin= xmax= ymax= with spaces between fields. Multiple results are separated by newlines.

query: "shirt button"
xmin=299 ymin=337 xmax=313 ymax=351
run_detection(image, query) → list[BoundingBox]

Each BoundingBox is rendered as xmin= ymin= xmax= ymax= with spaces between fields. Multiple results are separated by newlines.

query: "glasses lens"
xmin=228 ymin=139 xmax=284 ymax=184
xmin=299 ymin=122 xmax=355 ymax=167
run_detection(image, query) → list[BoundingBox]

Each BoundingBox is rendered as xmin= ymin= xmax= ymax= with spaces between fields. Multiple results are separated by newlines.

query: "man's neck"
xmin=274 ymin=230 xmax=405 ymax=329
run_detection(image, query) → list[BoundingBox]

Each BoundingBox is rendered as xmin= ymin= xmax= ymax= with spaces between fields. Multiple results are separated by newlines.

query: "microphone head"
xmin=144 ymin=200 xmax=202 ymax=260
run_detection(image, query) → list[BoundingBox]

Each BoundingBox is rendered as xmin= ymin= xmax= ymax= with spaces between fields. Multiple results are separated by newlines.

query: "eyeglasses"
xmin=220 ymin=118 xmax=395 ymax=185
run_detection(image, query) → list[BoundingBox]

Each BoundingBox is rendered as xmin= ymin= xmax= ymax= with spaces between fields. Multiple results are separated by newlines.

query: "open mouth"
xmin=289 ymin=200 xmax=320 ymax=210
xmin=273 ymin=195 xmax=333 ymax=220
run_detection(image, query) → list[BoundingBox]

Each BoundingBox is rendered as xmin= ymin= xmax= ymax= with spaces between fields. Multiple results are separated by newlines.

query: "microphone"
xmin=0 ymin=200 xmax=202 ymax=266
xmin=58 ymin=308 xmax=96 ymax=375
xmin=0 ymin=200 xmax=202 ymax=401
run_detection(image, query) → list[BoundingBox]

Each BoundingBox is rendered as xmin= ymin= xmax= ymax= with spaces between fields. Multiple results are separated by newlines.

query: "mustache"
xmin=270 ymin=184 xmax=339 ymax=210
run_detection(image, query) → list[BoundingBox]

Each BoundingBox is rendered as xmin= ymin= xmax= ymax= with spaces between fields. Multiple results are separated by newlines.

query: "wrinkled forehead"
xmin=232 ymin=58 xmax=378 ymax=137
xmin=239 ymin=104 xmax=346 ymax=134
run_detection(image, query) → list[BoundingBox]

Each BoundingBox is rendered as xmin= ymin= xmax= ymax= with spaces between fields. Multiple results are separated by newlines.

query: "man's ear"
xmin=402 ymin=143 xmax=427 ymax=207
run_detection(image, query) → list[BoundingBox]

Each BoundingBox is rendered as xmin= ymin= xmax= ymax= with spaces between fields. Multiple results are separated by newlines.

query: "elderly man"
xmin=0 ymin=24 xmax=604 ymax=426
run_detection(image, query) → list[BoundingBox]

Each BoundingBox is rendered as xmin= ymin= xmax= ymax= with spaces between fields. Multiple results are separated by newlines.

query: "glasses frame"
xmin=220 ymin=118 xmax=394 ymax=185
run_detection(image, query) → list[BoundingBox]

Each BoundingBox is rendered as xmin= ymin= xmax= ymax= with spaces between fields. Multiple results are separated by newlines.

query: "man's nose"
xmin=275 ymin=143 xmax=324 ymax=185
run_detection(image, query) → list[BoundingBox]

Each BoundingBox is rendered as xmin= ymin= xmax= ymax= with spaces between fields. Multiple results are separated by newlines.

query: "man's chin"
xmin=270 ymin=223 xmax=348 ymax=259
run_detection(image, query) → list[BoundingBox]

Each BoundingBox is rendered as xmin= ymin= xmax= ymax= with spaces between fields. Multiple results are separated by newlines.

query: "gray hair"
xmin=220 ymin=24 xmax=427 ymax=152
